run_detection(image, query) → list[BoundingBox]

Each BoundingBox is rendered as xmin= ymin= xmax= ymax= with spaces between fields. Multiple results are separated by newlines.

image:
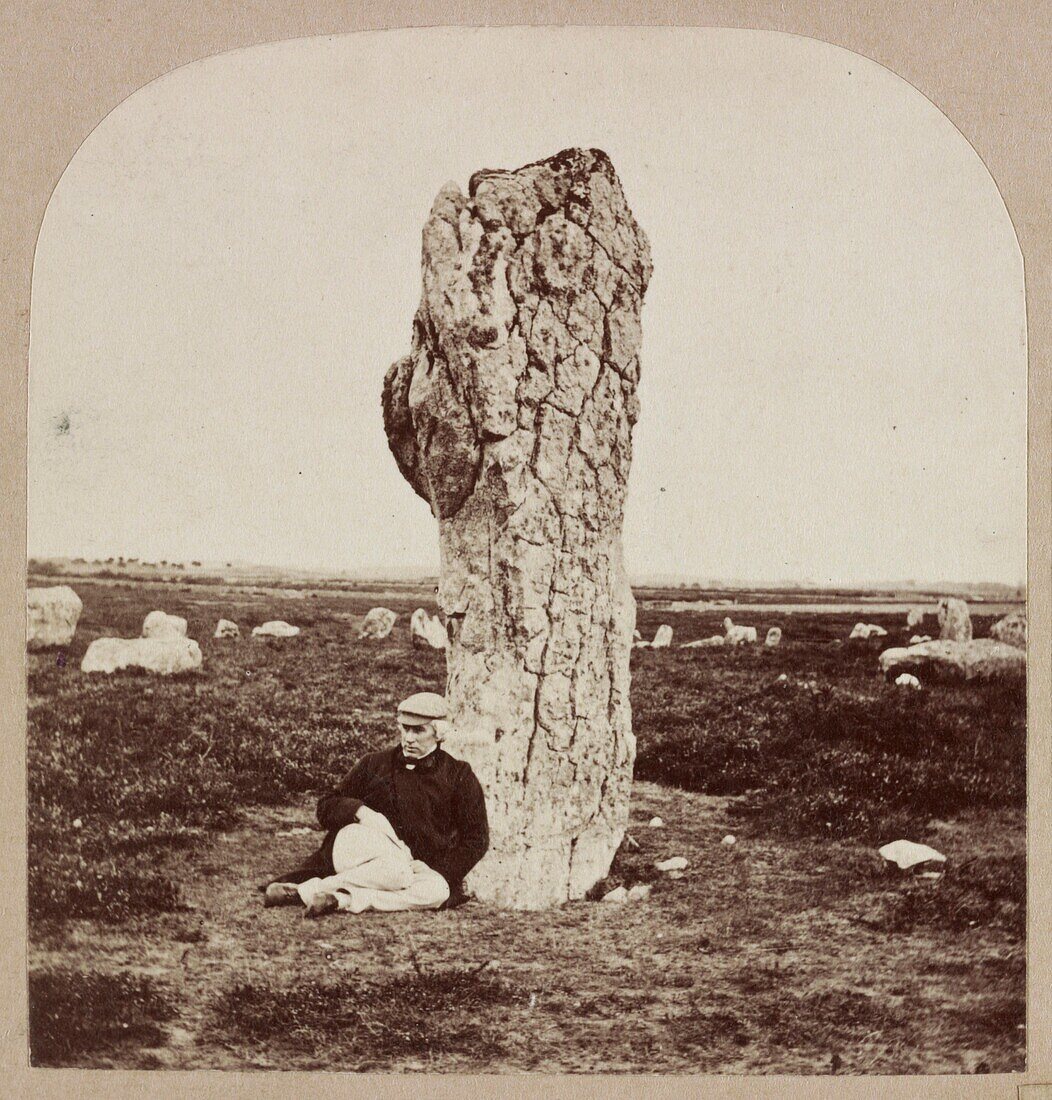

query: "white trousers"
xmin=295 ymin=820 xmax=450 ymax=913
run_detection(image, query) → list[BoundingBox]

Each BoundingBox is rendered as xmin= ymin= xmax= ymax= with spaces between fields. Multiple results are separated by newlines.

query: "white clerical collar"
xmin=402 ymin=746 xmax=438 ymax=770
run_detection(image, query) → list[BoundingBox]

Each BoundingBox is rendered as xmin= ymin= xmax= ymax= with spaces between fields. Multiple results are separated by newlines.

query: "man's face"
xmin=398 ymin=718 xmax=439 ymax=759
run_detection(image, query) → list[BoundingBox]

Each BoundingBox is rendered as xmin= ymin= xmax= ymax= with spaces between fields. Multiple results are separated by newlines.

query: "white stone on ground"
xmin=252 ymin=621 xmax=300 ymax=638
xmin=648 ymin=816 xmax=664 ymax=828
xmin=81 ymin=637 xmax=202 ymax=675
xmin=680 ymin=635 xmax=724 ymax=648
xmin=879 ymin=840 xmax=947 ymax=870
xmin=906 ymin=606 xmax=925 ymax=628
xmin=722 ymin=834 xmax=737 ymax=846
xmin=359 ymin=607 xmax=397 ymax=639
xmin=142 ymin=610 xmax=188 ymax=639
xmin=723 ymin=618 xmax=758 ymax=645
xmin=410 ymin=607 xmax=448 ymax=649
xmin=651 ymin=624 xmax=673 ymax=648
xmin=894 ymin=673 xmax=922 ymax=689
xmin=627 ymin=884 xmax=652 ymax=901
xmin=849 ymin=622 xmax=888 ymax=640
xmin=909 ymin=634 xmax=932 ymax=645
xmin=601 ymin=886 xmax=628 ymax=903
xmin=655 ymin=856 xmax=688 ymax=872
xmin=764 ymin=627 xmax=782 ymax=647
xmin=214 ymin=619 xmax=240 ymax=639
xmin=27 ymin=586 xmax=83 ymax=649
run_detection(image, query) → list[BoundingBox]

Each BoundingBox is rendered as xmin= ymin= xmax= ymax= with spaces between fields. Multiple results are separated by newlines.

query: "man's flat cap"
xmin=397 ymin=692 xmax=448 ymax=724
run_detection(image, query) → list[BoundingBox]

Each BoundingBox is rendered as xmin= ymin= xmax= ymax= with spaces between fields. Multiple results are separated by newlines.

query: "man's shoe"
xmin=304 ymin=892 xmax=339 ymax=919
xmin=264 ymin=882 xmax=302 ymax=908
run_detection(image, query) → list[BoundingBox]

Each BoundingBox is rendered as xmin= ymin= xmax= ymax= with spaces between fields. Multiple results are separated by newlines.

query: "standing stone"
xmin=142 ymin=610 xmax=188 ymax=639
xmin=27 ymin=585 xmax=83 ymax=649
xmin=990 ymin=610 xmax=1026 ymax=650
xmin=359 ymin=607 xmax=397 ymax=640
xmin=214 ymin=619 xmax=241 ymax=639
xmin=651 ymin=625 xmax=673 ymax=649
xmin=764 ymin=627 xmax=782 ymax=647
xmin=410 ymin=607 xmax=449 ymax=650
xmin=906 ymin=607 xmax=925 ymax=629
xmin=382 ymin=148 xmax=651 ymax=908
xmin=937 ymin=597 xmax=972 ymax=642
xmin=81 ymin=637 xmax=202 ymax=675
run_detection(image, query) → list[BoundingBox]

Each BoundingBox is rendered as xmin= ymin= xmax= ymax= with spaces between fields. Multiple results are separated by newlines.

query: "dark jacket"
xmin=270 ymin=745 xmax=489 ymax=896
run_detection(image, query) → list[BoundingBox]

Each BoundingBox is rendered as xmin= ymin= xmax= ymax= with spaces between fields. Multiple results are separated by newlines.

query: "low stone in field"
xmin=655 ymin=856 xmax=688 ymax=872
xmin=723 ymin=618 xmax=758 ymax=645
xmin=849 ymin=622 xmax=887 ymax=640
xmin=680 ymin=635 xmax=724 ymax=648
xmin=81 ymin=637 xmax=203 ymax=675
xmin=410 ymin=607 xmax=448 ymax=649
xmin=879 ymin=639 xmax=1025 ymax=684
xmin=26 ymin=585 xmax=82 ymax=649
xmin=602 ymin=886 xmax=628 ymax=903
xmin=648 ymin=816 xmax=664 ymax=828
xmin=765 ymin=627 xmax=782 ymax=647
xmin=214 ymin=619 xmax=240 ymax=639
xmin=252 ymin=621 xmax=300 ymax=638
xmin=627 ymin=884 xmax=652 ymax=901
xmin=990 ymin=610 xmax=1026 ymax=651
xmin=909 ymin=634 xmax=932 ymax=645
xmin=879 ymin=840 xmax=946 ymax=870
xmin=652 ymin=625 xmax=673 ymax=649
xmin=937 ymin=597 xmax=972 ymax=642
xmin=894 ymin=673 xmax=922 ymax=689
xmin=142 ymin=610 xmax=188 ymax=639
xmin=906 ymin=606 xmax=926 ymax=628
xmin=359 ymin=607 xmax=397 ymax=639
xmin=722 ymin=834 xmax=737 ymax=846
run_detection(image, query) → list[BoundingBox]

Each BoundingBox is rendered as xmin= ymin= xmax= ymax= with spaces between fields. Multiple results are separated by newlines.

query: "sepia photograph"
xmin=9 ymin=11 xmax=1047 ymax=1084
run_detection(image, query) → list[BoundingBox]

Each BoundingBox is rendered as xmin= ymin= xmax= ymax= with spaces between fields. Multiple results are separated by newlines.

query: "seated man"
xmin=263 ymin=692 xmax=489 ymax=918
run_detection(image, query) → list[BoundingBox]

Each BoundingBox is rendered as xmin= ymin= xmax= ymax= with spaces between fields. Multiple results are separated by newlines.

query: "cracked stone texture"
xmin=383 ymin=148 xmax=651 ymax=908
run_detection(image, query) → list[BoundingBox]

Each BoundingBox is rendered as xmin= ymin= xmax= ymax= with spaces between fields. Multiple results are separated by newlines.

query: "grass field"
xmin=25 ymin=578 xmax=1026 ymax=1073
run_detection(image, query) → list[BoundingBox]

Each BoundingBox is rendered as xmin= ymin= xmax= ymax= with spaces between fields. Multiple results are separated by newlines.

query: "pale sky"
xmin=28 ymin=27 xmax=1027 ymax=585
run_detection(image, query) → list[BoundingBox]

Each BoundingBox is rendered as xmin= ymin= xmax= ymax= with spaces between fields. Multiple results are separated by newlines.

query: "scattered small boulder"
xmin=764 ymin=627 xmax=782 ymax=647
xmin=627 ymin=884 xmax=652 ymax=902
xmin=81 ymin=637 xmax=203 ymax=675
xmin=906 ymin=606 xmax=926 ymax=628
xmin=680 ymin=635 xmax=724 ymax=648
xmin=648 ymin=817 xmax=664 ymax=828
xmin=655 ymin=856 xmax=688 ymax=872
xmin=410 ymin=607 xmax=448 ymax=649
xmin=909 ymin=634 xmax=932 ymax=645
xmin=937 ymin=597 xmax=972 ymax=642
xmin=849 ymin=622 xmax=888 ymax=640
xmin=894 ymin=673 xmax=922 ymax=689
xmin=26 ymin=585 xmax=83 ymax=650
xmin=359 ymin=607 xmax=397 ymax=639
xmin=990 ymin=610 xmax=1026 ymax=651
xmin=651 ymin=625 xmax=673 ymax=649
xmin=142 ymin=610 xmax=188 ymax=639
xmin=723 ymin=618 xmax=758 ymax=645
xmin=602 ymin=886 xmax=628 ymax=903
xmin=214 ymin=619 xmax=240 ymax=639
xmin=722 ymin=834 xmax=737 ymax=846
xmin=252 ymin=621 xmax=300 ymax=638
xmin=879 ymin=638 xmax=1025 ymax=685
xmin=878 ymin=840 xmax=947 ymax=871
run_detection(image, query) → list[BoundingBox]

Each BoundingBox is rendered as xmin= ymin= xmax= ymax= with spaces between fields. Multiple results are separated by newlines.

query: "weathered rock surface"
xmin=26 ymin=585 xmax=82 ymax=649
xmin=252 ymin=621 xmax=300 ymax=638
xmin=878 ymin=840 xmax=946 ymax=871
xmin=937 ymin=597 xmax=972 ymax=642
xmin=81 ymin=637 xmax=202 ymax=675
xmin=382 ymin=148 xmax=651 ymax=908
xmin=723 ymin=618 xmax=758 ymax=645
xmin=214 ymin=619 xmax=241 ymax=639
xmin=142 ymin=610 xmax=188 ymax=639
xmin=358 ymin=607 xmax=397 ymax=640
xmin=764 ymin=627 xmax=782 ymax=647
xmin=651 ymin=625 xmax=673 ymax=649
xmin=410 ymin=607 xmax=449 ymax=649
xmin=990 ymin=610 xmax=1026 ymax=651
xmin=879 ymin=639 xmax=1025 ymax=684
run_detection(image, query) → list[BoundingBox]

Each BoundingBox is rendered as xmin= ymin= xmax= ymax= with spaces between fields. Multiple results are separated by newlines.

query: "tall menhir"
xmin=383 ymin=148 xmax=652 ymax=908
